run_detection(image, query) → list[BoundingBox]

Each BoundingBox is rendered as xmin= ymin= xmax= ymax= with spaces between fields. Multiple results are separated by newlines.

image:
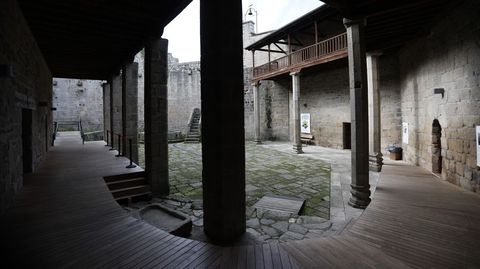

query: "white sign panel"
xmin=402 ymin=122 xmax=409 ymax=144
xmin=301 ymin=113 xmax=311 ymax=133
xmin=476 ymin=126 xmax=480 ymax=167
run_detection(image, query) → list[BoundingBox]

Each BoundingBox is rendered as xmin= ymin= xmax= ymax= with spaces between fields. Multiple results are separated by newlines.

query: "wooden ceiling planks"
xmin=18 ymin=0 xmax=192 ymax=80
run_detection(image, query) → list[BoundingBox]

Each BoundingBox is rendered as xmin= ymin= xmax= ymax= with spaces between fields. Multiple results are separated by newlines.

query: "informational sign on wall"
xmin=402 ymin=122 xmax=409 ymax=144
xmin=476 ymin=126 xmax=480 ymax=167
xmin=301 ymin=113 xmax=311 ymax=133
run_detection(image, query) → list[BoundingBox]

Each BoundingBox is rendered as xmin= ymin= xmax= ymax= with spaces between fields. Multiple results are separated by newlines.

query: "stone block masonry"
xmin=144 ymin=37 xmax=169 ymax=195
xmin=167 ymin=62 xmax=201 ymax=135
xmin=378 ymin=54 xmax=402 ymax=153
xmin=244 ymin=0 xmax=480 ymax=195
xmin=136 ymin=52 xmax=201 ymax=137
xmin=0 ymin=0 xmax=53 ymax=214
xmin=397 ymin=0 xmax=480 ymax=192
xmin=53 ymin=79 xmax=104 ymax=131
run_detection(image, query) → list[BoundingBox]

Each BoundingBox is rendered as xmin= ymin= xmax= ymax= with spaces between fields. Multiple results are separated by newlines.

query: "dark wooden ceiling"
xmin=246 ymin=0 xmax=458 ymax=53
xmin=18 ymin=0 xmax=192 ymax=80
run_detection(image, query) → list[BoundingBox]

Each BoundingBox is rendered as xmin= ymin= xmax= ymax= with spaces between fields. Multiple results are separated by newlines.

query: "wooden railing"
xmin=253 ymin=32 xmax=347 ymax=79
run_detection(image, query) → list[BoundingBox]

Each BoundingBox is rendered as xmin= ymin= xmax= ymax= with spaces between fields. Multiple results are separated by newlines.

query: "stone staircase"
xmin=104 ymin=171 xmax=151 ymax=203
xmin=184 ymin=108 xmax=201 ymax=143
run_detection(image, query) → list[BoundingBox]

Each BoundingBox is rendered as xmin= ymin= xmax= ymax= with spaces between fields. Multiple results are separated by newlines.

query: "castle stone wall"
xmin=0 ymin=0 xmax=53 ymax=214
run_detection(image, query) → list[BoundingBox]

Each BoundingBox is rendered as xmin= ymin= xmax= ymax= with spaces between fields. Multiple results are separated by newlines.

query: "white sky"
xmin=163 ymin=0 xmax=324 ymax=62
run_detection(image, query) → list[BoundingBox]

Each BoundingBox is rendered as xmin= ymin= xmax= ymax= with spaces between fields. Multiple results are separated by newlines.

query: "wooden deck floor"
xmin=1 ymin=133 xmax=479 ymax=268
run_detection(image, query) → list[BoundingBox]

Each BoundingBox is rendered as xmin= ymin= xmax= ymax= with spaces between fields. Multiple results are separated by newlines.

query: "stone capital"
xmin=251 ymin=80 xmax=261 ymax=87
xmin=367 ymin=51 xmax=383 ymax=57
xmin=343 ymin=17 xmax=366 ymax=28
xmin=290 ymin=69 xmax=301 ymax=76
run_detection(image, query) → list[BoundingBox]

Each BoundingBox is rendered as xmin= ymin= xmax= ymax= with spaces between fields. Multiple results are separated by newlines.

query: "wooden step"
xmin=106 ymin=177 xmax=147 ymax=191
xmin=104 ymin=171 xmax=146 ymax=183
xmin=111 ymin=185 xmax=151 ymax=199
xmin=114 ymin=191 xmax=151 ymax=201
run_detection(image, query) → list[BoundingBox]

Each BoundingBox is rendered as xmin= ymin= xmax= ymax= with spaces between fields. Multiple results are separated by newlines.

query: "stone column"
xmin=200 ymin=0 xmax=246 ymax=244
xmin=144 ymin=37 xmax=169 ymax=195
xmin=344 ymin=18 xmax=370 ymax=208
xmin=103 ymin=82 xmax=111 ymax=145
xmin=122 ymin=62 xmax=139 ymax=164
xmin=253 ymin=81 xmax=262 ymax=144
xmin=111 ymin=75 xmax=123 ymax=153
xmin=291 ymin=71 xmax=303 ymax=154
xmin=109 ymin=79 xmax=115 ymax=148
xmin=367 ymin=54 xmax=383 ymax=172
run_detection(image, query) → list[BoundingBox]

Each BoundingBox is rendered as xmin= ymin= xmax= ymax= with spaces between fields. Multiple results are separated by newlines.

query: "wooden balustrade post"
xmin=268 ymin=44 xmax=271 ymax=72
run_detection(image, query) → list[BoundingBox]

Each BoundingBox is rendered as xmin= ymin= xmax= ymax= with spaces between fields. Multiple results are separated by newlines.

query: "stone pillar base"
xmin=348 ymin=183 xmax=371 ymax=209
xmin=293 ymin=144 xmax=303 ymax=154
xmin=369 ymin=152 xmax=383 ymax=172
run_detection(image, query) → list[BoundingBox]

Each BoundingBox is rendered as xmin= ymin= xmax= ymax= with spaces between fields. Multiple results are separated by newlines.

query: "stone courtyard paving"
xmin=137 ymin=142 xmax=339 ymax=244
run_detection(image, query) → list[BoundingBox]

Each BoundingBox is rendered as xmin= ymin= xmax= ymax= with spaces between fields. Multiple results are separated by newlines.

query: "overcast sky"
xmin=163 ymin=0 xmax=324 ymax=62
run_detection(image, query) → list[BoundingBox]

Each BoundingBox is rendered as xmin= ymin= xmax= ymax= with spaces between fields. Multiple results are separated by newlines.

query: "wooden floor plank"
xmin=245 ymin=245 xmax=256 ymax=269
xmin=237 ymin=245 xmax=248 ymax=269
xmin=164 ymin=241 xmax=210 ymax=269
xmin=254 ymin=244 xmax=265 ymax=269
xmin=151 ymin=239 xmax=202 ymax=268
xmin=262 ymin=242 xmax=274 ymax=269
xmin=184 ymin=245 xmax=222 ymax=269
xmin=2 ymin=135 xmax=480 ymax=268
xmin=269 ymin=243 xmax=283 ymax=269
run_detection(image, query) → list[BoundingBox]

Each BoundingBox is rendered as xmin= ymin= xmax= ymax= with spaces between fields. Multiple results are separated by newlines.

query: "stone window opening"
xmin=432 ymin=119 xmax=442 ymax=174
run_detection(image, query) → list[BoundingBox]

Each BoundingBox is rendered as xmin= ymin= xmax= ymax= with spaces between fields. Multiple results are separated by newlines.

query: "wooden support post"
xmin=288 ymin=34 xmax=292 ymax=65
xmin=268 ymin=44 xmax=271 ymax=72
xmin=314 ymin=21 xmax=319 ymax=58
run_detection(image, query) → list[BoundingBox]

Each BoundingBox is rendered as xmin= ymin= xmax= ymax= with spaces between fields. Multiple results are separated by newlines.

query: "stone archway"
xmin=432 ymin=119 xmax=442 ymax=173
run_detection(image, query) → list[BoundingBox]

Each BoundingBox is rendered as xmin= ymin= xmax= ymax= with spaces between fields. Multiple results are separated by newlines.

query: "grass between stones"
xmin=138 ymin=142 xmax=331 ymax=219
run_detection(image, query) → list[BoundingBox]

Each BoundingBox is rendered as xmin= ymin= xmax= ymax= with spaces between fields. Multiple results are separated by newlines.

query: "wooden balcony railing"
xmin=253 ymin=32 xmax=348 ymax=80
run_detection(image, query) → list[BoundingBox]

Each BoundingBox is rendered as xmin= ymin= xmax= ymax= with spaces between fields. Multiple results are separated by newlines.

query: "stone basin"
xmin=138 ymin=203 xmax=192 ymax=237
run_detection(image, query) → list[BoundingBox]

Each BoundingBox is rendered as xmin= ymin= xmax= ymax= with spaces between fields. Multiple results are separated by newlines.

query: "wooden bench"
xmin=301 ymin=133 xmax=314 ymax=145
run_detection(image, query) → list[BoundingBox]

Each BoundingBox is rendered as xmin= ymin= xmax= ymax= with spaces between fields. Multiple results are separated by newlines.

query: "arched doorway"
xmin=432 ymin=119 xmax=442 ymax=174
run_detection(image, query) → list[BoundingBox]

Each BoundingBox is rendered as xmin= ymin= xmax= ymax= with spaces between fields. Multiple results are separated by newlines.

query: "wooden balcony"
xmin=252 ymin=33 xmax=348 ymax=81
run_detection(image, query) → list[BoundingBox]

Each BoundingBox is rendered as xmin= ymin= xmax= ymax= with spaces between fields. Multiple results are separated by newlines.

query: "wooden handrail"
xmin=253 ymin=32 xmax=347 ymax=79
